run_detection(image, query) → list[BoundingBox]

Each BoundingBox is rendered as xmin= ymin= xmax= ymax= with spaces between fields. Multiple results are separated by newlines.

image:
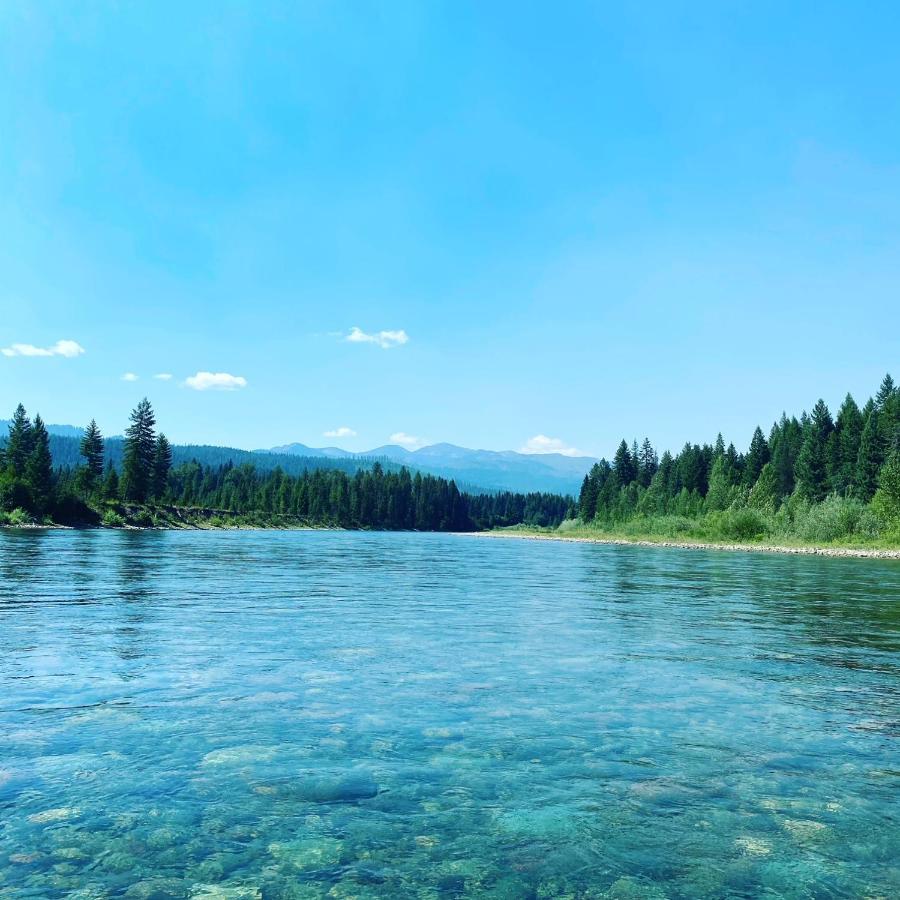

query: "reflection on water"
xmin=1 ymin=530 xmax=899 ymax=898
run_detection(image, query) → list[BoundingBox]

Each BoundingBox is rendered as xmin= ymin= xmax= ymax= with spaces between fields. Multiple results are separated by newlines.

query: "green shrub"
xmin=791 ymin=494 xmax=872 ymax=543
xmin=711 ymin=507 xmax=770 ymax=541
xmin=7 ymin=507 xmax=33 ymax=526
xmin=101 ymin=509 xmax=126 ymax=527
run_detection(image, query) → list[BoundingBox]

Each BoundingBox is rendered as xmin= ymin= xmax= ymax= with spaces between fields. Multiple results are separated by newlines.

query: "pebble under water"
xmin=1 ymin=529 xmax=899 ymax=899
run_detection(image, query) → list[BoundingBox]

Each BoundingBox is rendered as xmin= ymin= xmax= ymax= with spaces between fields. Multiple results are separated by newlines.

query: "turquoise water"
xmin=1 ymin=531 xmax=899 ymax=899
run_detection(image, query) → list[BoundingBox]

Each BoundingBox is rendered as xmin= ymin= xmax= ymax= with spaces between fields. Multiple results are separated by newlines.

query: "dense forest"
xmin=0 ymin=399 xmax=572 ymax=530
xmin=576 ymin=374 xmax=900 ymax=544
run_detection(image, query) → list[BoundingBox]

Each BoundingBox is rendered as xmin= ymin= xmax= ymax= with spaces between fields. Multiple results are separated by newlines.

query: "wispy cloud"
xmin=2 ymin=339 xmax=85 ymax=358
xmin=324 ymin=426 xmax=357 ymax=438
xmin=121 ymin=372 xmax=139 ymax=382
xmin=345 ymin=327 xmax=409 ymax=349
xmin=153 ymin=373 xmax=173 ymax=381
xmin=184 ymin=371 xmax=247 ymax=391
xmin=390 ymin=431 xmax=425 ymax=449
xmin=519 ymin=434 xmax=583 ymax=457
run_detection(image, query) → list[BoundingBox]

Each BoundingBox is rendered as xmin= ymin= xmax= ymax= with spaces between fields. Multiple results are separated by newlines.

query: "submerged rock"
xmin=264 ymin=770 xmax=379 ymax=804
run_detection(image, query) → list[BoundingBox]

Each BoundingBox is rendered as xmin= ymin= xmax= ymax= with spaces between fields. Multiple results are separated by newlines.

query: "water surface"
xmin=1 ymin=530 xmax=898 ymax=898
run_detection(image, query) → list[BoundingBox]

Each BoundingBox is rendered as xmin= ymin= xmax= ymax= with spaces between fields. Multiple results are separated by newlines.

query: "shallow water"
xmin=1 ymin=530 xmax=898 ymax=899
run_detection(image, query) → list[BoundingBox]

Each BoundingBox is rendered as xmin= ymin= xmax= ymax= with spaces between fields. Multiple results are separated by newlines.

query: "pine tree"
xmin=152 ymin=434 xmax=173 ymax=501
xmin=613 ymin=440 xmax=636 ymax=487
xmin=5 ymin=404 xmax=33 ymax=479
xmin=637 ymin=438 xmax=658 ymax=488
xmin=26 ymin=414 xmax=53 ymax=514
xmin=747 ymin=462 xmax=779 ymax=512
xmin=121 ymin=398 xmax=156 ymax=503
xmin=103 ymin=463 xmax=120 ymax=500
xmin=856 ymin=407 xmax=885 ymax=500
xmin=79 ymin=419 xmax=105 ymax=491
xmin=875 ymin=373 xmax=896 ymax=409
xmin=742 ymin=426 xmax=770 ymax=488
xmin=795 ymin=399 xmax=833 ymax=502
xmin=872 ymin=447 xmax=900 ymax=524
xmin=832 ymin=394 xmax=862 ymax=495
xmin=705 ymin=456 xmax=732 ymax=511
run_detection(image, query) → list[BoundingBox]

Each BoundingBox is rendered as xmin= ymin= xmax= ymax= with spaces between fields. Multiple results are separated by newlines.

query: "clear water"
xmin=1 ymin=530 xmax=899 ymax=899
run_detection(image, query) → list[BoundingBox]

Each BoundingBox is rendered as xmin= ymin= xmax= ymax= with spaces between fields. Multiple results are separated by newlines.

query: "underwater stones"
xmin=274 ymin=770 xmax=378 ymax=803
xmin=201 ymin=746 xmax=279 ymax=767
xmin=54 ymin=846 xmax=88 ymax=860
xmin=147 ymin=826 xmax=183 ymax=850
xmin=493 ymin=806 xmax=579 ymax=840
xmin=124 ymin=877 xmax=188 ymax=899
xmin=781 ymin=819 xmax=828 ymax=842
xmin=603 ymin=876 xmax=668 ymax=899
xmin=267 ymin=836 xmax=343 ymax=871
xmin=27 ymin=806 xmax=80 ymax=824
xmin=734 ymin=835 xmax=772 ymax=857
xmin=190 ymin=886 xmax=262 ymax=900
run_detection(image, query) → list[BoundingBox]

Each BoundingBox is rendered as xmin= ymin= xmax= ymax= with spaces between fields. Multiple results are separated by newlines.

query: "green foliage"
xmin=79 ymin=419 xmax=105 ymax=491
xmin=783 ymin=494 xmax=879 ymax=544
xmin=101 ymin=508 xmax=127 ymax=527
xmin=152 ymin=434 xmax=173 ymax=500
xmin=747 ymin=462 xmax=779 ymax=512
xmin=5 ymin=507 xmax=33 ymax=526
xmin=708 ymin=507 xmax=770 ymax=542
xmin=121 ymin=398 xmax=156 ymax=503
xmin=26 ymin=415 xmax=53 ymax=514
xmin=569 ymin=374 xmax=899 ymax=549
xmin=872 ymin=448 xmax=900 ymax=525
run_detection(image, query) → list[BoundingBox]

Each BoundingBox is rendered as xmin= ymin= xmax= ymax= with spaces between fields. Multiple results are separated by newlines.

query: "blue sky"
xmin=1 ymin=1 xmax=898 ymax=457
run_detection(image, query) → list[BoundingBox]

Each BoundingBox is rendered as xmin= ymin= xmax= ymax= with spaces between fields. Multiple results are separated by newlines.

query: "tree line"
xmin=0 ymin=398 xmax=572 ymax=530
xmin=577 ymin=373 xmax=900 ymax=533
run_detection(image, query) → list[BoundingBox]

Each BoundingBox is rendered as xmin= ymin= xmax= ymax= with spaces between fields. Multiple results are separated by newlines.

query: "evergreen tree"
xmin=613 ymin=440 xmax=636 ymax=487
xmin=872 ymin=447 xmax=900 ymax=524
xmin=705 ymin=456 xmax=732 ymax=511
xmin=637 ymin=438 xmax=658 ymax=488
xmin=855 ymin=406 xmax=885 ymax=500
xmin=795 ymin=399 xmax=833 ymax=502
xmin=5 ymin=404 xmax=33 ymax=479
xmin=103 ymin=462 xmax=120 ymax=500
xmin=121 ymin=398 xmax=156 ymax=503
xmin=742 ymin=426 xmax=770 ymax=488
xmin=875 ymin=373 xmax=896 ymax=409
xmin=747 ymin=462 xmax=779 ymax=512
xmin=152 ymin=434 xmax=173 ymax=501
xmin=26 ymin=414 xmax=53 ymax=514
xmin=79 ymin=419 xmax=105 ymax=491
xmin=832 ymin=394 xmax=862 ymax=495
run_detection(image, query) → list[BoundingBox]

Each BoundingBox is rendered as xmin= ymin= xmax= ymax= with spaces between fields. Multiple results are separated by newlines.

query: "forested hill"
xmin=0 ymin=400 xmax=573 ymax=530
xmin=575 ymin=373 xmax=900 ymax=544
xmin=0 ymin=426 xmax=412 ymax=480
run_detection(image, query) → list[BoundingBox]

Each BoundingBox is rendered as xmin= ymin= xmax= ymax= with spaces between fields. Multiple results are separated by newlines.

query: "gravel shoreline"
xmin=463 ymin=530 xmax=900 ymax=560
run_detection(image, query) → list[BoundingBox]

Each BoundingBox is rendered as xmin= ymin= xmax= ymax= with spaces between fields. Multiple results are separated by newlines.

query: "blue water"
xmin=1 ymin=530 xmax=898 ymax=899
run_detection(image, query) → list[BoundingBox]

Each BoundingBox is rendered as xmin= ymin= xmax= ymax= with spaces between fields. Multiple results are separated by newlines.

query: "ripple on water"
xmin=1 ymin=530 xmax=899 ymax=898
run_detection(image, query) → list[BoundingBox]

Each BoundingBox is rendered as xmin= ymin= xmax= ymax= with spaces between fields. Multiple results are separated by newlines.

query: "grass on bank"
xmin=0 ymin=501 xmax=328 ymax=530
xmin=497 ymin=494 xmax=900 ymax=551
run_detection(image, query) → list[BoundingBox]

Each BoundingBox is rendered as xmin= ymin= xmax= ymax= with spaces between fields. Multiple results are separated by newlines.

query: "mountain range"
xmin=263 ymin=441 xmax=596 ymax=494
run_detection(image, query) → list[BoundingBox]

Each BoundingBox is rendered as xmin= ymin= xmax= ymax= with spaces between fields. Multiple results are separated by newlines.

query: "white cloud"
xmin=345 ymin=326 xmax=409 ymax=349
xmin=1 ymin=339 xmax=85 ymax=358
xmin=153 ymin=373 xmax=173 ymax=381
xmin=184 ymin=371 xmax=247 ymax=391
xmin=519 ymin=434 xmax=583 ymax=457
xmin=121 ymin=372 xmax=139 ymax=382
xmin=324 ymin=426 xmax=357 ymax=438
xmin=390 ymin=431 xmax=425 ymax=449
